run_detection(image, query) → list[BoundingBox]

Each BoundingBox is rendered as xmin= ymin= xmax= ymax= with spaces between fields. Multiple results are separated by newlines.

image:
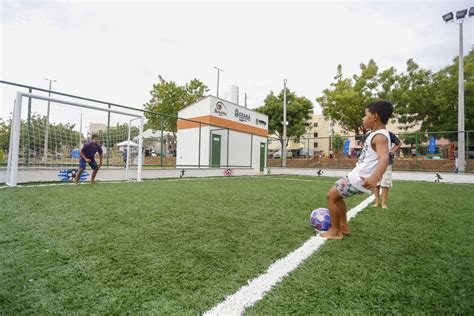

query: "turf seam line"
xmin=204 ymin=194 xmax=375 ymax=316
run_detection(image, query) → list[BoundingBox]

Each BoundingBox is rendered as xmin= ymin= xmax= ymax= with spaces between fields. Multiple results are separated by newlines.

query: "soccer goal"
xmin=6 ymin=91 xmax=145 ymax=186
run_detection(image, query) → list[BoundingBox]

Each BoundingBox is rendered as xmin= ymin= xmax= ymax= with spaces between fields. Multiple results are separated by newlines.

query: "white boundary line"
xmin=204 ymin=194 xmax=375 ymax=316
xmin=0 ymin=176 xmax=258 ymax=189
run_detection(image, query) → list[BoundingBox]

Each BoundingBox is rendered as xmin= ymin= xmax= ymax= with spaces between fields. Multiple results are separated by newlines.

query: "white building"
xmin=176 ymin=96 xmax=268 ymax=172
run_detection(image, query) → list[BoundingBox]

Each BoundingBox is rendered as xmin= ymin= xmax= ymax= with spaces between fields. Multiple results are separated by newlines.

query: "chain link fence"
xmin=267 ymin=131 xmax=473 ymax=173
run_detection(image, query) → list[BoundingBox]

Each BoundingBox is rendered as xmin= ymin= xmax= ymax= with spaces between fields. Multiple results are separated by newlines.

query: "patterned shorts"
xmin=335 ymin=176 xmax=364 ymax=198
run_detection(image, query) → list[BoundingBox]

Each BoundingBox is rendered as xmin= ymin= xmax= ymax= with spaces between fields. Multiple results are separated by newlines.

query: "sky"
xmin=1 ymin=0 xmax=473 ymax=125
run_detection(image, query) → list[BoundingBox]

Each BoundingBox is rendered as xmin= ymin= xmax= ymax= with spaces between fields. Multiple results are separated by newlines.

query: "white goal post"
xmin=6 ymin=91 xmax=145 ymax=187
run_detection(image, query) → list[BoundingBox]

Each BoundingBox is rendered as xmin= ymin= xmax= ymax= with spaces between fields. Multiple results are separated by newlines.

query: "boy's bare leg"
xmin=75 ymin=168 xmax=84 ymax=184
xmin=373 ymin=186 xmax=380 ymax=207
xmin=91 ymin=169 xmax=98 ymax=184
xmin=321 ymin=186 xmax=344 ymax=240
xmin=381 ymin=187 xmax=389 ymax=208
xmin=340 ymin=205 xmax=351 ymax=236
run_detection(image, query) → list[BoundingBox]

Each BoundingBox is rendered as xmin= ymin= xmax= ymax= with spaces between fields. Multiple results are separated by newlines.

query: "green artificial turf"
xmin=0 ymin=176 xmax=472 ymax=314
xmin=0 ymin=176 xmax=362 ymax=314
xmin=247 ymin=180 xmax=474 ymax=315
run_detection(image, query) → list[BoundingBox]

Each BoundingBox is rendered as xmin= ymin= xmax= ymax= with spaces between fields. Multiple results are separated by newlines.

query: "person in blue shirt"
xmin=122 ymin=149 xmax=128 ymax=168
xmin=75 ymin=134 xmax=103 ymax=184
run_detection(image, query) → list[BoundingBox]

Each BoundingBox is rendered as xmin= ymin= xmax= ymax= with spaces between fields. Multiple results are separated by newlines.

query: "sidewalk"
xmin=267 ymin=167 xmax=474 ymax=184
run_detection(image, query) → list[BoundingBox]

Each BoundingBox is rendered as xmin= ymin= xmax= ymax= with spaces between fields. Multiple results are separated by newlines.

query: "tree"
xmin=389 ymin=59 xmax=436 ymax=132
xmin=254 ymin=88 xmax=313 ymax=150
xmin=94 ymin=123 xmax=139 ymax=148
xmin=316 ymin=60 xmax=393 ymax=136
xmin=331 ymin=134 xmax=345 ymax=153
xmin=0 ymin=119 xmax=10 ymax=152
xmin=392 ymin=51 xmax=474 ymax=138
xmin=143 ymin=76 xmax=209 ymax=152
xmin=144 ymin=76 xmax=209 ymax=132
xmin=0 ymin=119 xmax=9 ymax=162
xmin=0 ymin=114 xmax=82 ymax=155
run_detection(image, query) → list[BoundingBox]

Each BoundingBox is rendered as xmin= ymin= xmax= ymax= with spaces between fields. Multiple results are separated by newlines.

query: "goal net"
xmin=6 ymin=91 xmax=144 ymax=186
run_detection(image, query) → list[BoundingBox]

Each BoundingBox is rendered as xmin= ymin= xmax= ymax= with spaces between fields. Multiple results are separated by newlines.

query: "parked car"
xmin=298 ymin=148 xmax=314 ymax=158
xmin=273 ymin=150 xmax=293 ymax=159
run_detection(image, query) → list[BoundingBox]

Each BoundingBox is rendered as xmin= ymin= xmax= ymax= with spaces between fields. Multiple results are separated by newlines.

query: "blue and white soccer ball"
xmin=310 ymin=208 xmax=331 ymax=231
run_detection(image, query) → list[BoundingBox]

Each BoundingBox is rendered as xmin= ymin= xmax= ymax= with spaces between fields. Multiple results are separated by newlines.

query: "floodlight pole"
xmin=43 ymin=78 xmax=57 ymax=162
xmin=443 ymin=8 xmax=474 ymax=172
xmin=283 ymin=79 xmax=287 ymax=167
xmin=458 ymin=21 xmax=465 ymax=172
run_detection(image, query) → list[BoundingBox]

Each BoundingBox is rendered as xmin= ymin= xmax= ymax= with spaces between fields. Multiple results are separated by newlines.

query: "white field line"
xmin=0 ymin=176 xmax=242 ymax=189
xmin=261 ymin=177 xmax=335 ymax=184
xmin=0 ymin=175 xmax=333 ymax=189
xmin=204 ymin=194 xmax=375 ymax=316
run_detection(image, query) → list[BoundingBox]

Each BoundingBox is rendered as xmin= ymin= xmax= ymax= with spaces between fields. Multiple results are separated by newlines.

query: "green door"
xmin=260 ymin=143 xmax=266 ymax=172
xmin=211 ymin=134 xmax=221 ymax=167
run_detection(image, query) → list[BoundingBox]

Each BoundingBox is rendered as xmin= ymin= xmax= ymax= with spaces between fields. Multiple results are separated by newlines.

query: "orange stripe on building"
xmin=177 ymin=115 xmax=268 ymax=137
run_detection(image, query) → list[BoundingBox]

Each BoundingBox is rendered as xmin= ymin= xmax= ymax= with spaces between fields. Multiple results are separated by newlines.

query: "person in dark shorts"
xmin=75 ymin=134 xmax=103 ymax=184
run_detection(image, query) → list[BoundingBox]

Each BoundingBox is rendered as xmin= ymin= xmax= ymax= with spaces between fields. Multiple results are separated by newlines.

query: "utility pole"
xmin=43 ymin=78 xmax=57 ymax=162
xmin=213 ymin=66 xmax=223 ymax=98
xmin=244 ymin=92 xmax=248 ymax=108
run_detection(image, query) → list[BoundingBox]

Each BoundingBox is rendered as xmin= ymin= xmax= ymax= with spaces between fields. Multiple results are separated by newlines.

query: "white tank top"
xmin=347 ymin=129 xmax=391 ymax=193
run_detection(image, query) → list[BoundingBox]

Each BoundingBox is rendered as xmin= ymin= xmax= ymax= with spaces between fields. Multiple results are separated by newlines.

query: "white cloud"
xmin=1 ymin=0 xmax=472 ymax=123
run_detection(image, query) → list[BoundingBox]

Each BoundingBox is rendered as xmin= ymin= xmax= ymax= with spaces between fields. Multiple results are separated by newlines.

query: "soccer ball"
xmin=310 ymin=208 xmax=331 ymax=231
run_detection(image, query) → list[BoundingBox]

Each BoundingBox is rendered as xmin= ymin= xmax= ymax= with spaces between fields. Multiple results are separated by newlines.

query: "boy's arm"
xmin=391 ymin=142 xmax=402 ymax=153
xmin=80 ymin=149 xmax=90 ymax=163
xmin=361 ymin=134 xmax=389 ymax=190
xmin=391 ymin=134 xmax=402 ymax=153
xmin=98 ymin=153 xmax=103 ymax=167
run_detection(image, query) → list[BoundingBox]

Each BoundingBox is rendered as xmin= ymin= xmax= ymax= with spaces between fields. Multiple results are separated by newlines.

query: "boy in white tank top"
xmin=321 ymin=101 xmax=393 ymax=240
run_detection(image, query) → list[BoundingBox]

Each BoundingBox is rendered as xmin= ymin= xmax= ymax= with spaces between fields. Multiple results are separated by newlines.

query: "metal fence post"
xmin=306 ymin=137 xmax=309 ymax=167
xmin=466 ymin=131 xmax=470 ymax=172
xmin=227 ymin=128 xmax=229 ymax=167
xmin=415 ymin=132 xmax=418 ymax=171
xmin=266 ymin=137 xmax=269 ymax=171
xmin=198 ymin=122 xmax=201 ymax=168
xmin=160 ymin=115 xmax=164 ymax=167
xmin=26 ymin=88 xmax=32 ymax=165
xmin=250 ymin=134 xmax=253 ymax=168
xmin=106 ymin=104 xmax=111 ymax=167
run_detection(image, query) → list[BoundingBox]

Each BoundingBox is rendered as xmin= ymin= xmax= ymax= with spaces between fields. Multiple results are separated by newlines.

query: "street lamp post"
xmin=213 ymin=66 xmax=223 ymax=98
xmin=43 ymin=78 xmax=57 ymax=162
xmin=442 ymin=7 xmax=473 ymax=172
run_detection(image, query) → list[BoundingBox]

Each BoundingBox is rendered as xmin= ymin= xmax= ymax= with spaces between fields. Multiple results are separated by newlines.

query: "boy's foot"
xmin=381 ymin=205 xmax=388 ymax=209
xmin=341 ymin=226 xmax=352 ymax=236
xmin=91 ymin=180 xmax=96 ymax=184
xmin=372 ymin=204 xmax=379 ymax=207
xmin=320 ymin=231 xmax=344 ymax=240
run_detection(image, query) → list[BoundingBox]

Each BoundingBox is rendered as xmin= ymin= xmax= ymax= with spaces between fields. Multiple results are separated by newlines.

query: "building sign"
xmin=214 ymin=101 xmax=227 ymax=117
xmin=234 ymin=109 xmax=251 ymax=123
xmin=255 ymin=118 xmax=267 ymax=127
